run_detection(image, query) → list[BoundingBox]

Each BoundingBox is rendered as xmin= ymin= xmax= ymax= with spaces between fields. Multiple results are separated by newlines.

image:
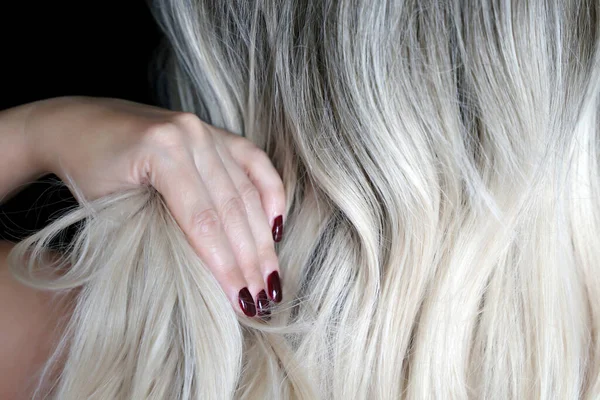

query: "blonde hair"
xmin=9 ymin=0 xmax=600 ymax=398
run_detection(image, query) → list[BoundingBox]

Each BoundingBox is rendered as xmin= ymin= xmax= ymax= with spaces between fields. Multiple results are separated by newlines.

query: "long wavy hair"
xmin=9 ymin=0 xmax=600 ymax=398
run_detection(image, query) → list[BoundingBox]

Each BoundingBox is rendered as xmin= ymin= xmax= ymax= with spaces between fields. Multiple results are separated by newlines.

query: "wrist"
xmin=21 ymin=101 xmax=50 ymax=175
xmin=24 ymin=96 xmax=88 ymax=177
xmin=1 ymin=102 xmax=46 ymax=175
xmin=0 ymin=101 xmax=50 ymax=201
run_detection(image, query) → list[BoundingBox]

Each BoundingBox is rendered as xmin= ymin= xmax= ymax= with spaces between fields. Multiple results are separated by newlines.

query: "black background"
xmin=0 ymin=1 xmax=163 ymax=241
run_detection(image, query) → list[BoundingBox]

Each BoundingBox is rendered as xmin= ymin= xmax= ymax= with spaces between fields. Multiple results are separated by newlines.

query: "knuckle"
xmin=143 ymin=113 xmax=212 ymax=158
xmin=256 ymin=241 xmax=276 ymax=261
xmin=172 ymin=112 xmax=211 ymax=142
xmin=238 ymin=182 xmax=261 ymax=203
xmin=239 ymin=251 xmax=261 ymax=274
xmin=227 ymin=132 xmax=252 ymax=147
xmin=220 ymin=196 xmax=246 ymax=221
xmin=221 ymin=265 xmax=243 ymax=285
xmin=247 ymin=146 xmax=271 ymax=165
xmin=171 ymin=111 xmax=201 ymax=127
xmin=190 ymin=208 xmax=221 ymax=238
xmin=230 ymin=136 xmax=263 ymax=158
xmin=143 ymin=123 xmax=187 ymax=155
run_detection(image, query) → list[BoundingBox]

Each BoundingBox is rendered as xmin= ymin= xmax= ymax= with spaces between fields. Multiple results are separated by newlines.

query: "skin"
xmin=0 ymin=96 xmax=286 ymax=397
xmin=0 ymin=242 xmax=72 ymax=400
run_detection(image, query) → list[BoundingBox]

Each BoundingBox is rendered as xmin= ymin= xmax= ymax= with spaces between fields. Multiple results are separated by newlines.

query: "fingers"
xmin=195 ymin=144 xmax=280 ymax=315
xmin=144 ymin=118 xmax=285 ymax=319
xmin=218 ymin=148 xmax=283 ymax=315
xmin=148 ymin=154 xmax=256 ymax=317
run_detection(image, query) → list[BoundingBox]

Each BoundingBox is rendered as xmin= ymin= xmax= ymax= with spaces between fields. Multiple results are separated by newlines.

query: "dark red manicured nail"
xmin=238 ymin=287 xmax=256 ymax=317
xmin=267 ymin=271 xmax=282 ymax=303
xmin=256 ymin=290 xmax=270 ymax=318
xmin=272 ymin=215 xmax=283 ymax=242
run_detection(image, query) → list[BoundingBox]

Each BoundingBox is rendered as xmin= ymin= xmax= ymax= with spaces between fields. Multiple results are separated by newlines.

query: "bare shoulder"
xmin=0 ymin=241 xmax=69 ymax=400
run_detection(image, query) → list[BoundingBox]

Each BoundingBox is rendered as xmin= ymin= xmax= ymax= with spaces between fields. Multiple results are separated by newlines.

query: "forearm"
xmin=0 ymin=102 xmax=48 ymax=203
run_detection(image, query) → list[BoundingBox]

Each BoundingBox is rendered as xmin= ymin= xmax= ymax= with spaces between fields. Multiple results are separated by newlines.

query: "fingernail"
xmin=238 ymin=287 xmax=256 ymax=317
xmin=267 ymin=271 xmax=282 ymax=303
xmin=256 ymin=290 xmax=271 ymax=318
xmin=272 ymin=215 xmax=283 ymax=242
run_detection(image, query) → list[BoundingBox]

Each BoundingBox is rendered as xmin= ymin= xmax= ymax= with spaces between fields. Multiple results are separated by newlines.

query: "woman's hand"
xmin=25 ymin=96 xmax=284 ymax=318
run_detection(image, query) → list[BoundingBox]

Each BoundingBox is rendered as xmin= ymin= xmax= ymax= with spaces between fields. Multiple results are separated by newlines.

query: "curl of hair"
xmin=10 ymin=0 xmax=600 ymax=398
